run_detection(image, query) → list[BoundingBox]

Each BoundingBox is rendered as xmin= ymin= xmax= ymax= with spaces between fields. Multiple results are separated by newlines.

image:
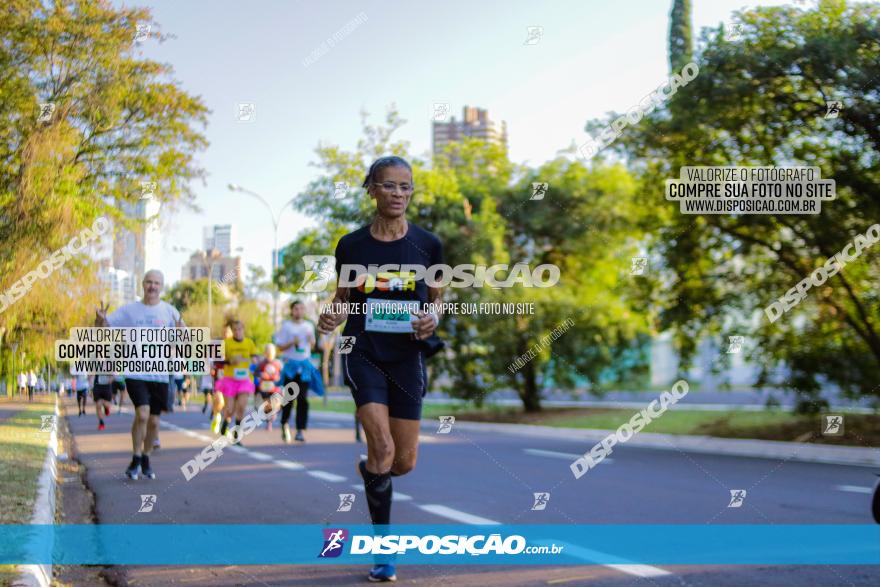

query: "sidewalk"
xmin=313 ymin=409 xmax=880 ymax=468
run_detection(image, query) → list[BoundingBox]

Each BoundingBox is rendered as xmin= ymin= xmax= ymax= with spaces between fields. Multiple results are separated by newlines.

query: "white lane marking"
xmin=249 ymin=451 xmax=273 ymax=461
xmin=227 ymin=445 xmax=246 ymax=453
xmin=350 ymin=484 xmax=413 ymax=502
xmin=418 ymin=507 xmax=669 ymax=578
xmin=153 ymin=413 xmax=665 ymax=577
xmin=308 ymin=470 xmax=346 ymax=482
xmin=274 ymin=459 xmax=305 ymax=471
xmin=525 ymin=448 xmax=613 ymax=464
xmin=417 ymin=505 xmax=501 ymax=525
xmin=550 ymin=543 xmax=671 ymax=577
xmin=158 ymin=421 xmax=211 ymax=443
xmin=603 ymin=564 xmax=670 ymax=578
xmin=835 ymin=484 xmax=873 ymax=494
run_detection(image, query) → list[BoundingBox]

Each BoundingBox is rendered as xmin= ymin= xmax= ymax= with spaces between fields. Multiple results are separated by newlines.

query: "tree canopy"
xmin=0 ymin=0 xmax=208 ymax=377
xmin=599 ymin=0 xmax=880 ymax=407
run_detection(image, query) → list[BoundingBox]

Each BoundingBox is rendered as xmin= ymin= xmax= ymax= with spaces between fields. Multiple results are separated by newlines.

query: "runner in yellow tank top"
xmin=216 ymin=320 xmax=259 ymax=443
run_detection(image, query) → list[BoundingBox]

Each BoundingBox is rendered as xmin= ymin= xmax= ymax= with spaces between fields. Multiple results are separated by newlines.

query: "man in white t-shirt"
xmin=273 ymin=300 xmax=315 ymax=442
xmin=17 ymin=372 xmax=27 ymax=398
xmin=95 ymin=269 xmax=184 ymax=480
xmin=28 ymin=370 xmax=37 ymax=402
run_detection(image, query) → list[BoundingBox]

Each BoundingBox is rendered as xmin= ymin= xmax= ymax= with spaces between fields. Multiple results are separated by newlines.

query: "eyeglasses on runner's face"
xmin=372 ymin=181 xmax=414 ymax=195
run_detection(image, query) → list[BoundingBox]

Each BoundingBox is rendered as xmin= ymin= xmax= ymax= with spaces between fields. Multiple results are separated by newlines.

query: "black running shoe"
xmin=125 ymin=456 xmax=141 ymax=480
xmin=140 ymin=454 xmax=156 ymax=479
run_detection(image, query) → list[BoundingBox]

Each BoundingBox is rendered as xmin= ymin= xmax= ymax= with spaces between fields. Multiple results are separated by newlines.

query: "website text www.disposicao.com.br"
xmin=318 ymin=529 xmax=564 ymax=559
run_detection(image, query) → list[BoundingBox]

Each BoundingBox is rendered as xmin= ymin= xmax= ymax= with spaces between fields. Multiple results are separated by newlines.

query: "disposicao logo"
xmin=318 ymin=528 xmax=348 ymax=558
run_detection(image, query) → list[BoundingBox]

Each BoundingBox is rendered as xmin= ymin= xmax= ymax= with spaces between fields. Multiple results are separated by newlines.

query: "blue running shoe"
xmin=368 ymin=563 xmax=397 ymax=582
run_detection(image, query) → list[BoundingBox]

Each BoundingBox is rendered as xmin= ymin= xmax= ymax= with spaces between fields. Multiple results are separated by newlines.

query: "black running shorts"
xmin=343 ymin=349 xmax=427 ymax=420
xmin=126 ymin=379 xmax=169 ymax=415
xmin=92 ymin=383 xmax=112 ymax=403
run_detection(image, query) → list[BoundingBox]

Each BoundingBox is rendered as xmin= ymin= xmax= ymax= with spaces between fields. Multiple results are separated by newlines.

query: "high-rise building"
xmin=432 ymin=106 xmax=508 ymax=155
xmin=112 ymin=196 xmax=162 ymax=296
xmin=181 ymin=249 xmax=242 ymax=287
xmin=202 ymin=225 xmax=234 ymax=257
xmin=97 ymin=260 xmax=136 ymax=306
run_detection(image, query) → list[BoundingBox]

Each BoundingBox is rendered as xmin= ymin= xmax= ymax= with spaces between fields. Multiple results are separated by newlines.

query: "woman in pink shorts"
xmin=216 ymin=320 xmax=259 ymax=444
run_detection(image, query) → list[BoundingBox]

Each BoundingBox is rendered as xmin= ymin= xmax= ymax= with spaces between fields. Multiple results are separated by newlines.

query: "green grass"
xmin=0 ymin=402 xmax=56 ymax=587
xmin=317 ymin=398 xmax=502 ymax=419
xmin=544 ymin=407 xmax=795 ymax=433
xmin=0 ymin=403 xmax=56 ymax=522
xmin=314 ymin=399 xmax=880 ymax=445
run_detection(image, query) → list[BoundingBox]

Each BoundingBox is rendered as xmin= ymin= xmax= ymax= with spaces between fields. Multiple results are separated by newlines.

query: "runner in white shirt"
xmin=273 ymin=300 xmax=316 ymax=443
xmin=75 ymin=373 xmax=90 ymax=415
xmin=17 ymin=372 xmax=27 ymax=398
xmin=95 ymin=269 xmax=184 ymax=480
xmin=28 ymin=371 xmax=37 ymax=402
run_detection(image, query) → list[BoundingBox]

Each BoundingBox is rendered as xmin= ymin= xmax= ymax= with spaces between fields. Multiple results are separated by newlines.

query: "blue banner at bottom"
xmin=1 ymin=525 xmax=878 ymax=565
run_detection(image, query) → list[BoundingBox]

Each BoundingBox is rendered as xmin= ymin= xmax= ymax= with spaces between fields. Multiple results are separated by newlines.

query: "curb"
xmin=13 ymin=398 xmax=59 ymax=587
xmin=323 ymin=393 xmax=878 ymax=414
xmin=312 ymin=410 xmax=880 ymax=467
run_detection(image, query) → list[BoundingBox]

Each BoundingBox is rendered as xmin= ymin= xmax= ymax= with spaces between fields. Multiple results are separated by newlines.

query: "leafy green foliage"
xmin=280 ymin=109 xmax=650 ymax=411
xmin=604 ymin=0 xmax=880 ymax=404
xmin=669 ymin=0 xmax=693 ymax=72
xmin=0 ymin=0 xmax=208 ymax=375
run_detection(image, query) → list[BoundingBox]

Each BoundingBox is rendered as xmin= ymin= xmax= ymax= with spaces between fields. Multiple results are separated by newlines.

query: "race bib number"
xmin=259 ymin=380 xmax=276 ymax=392
xmin=233 ymin=368 xmax=249 ymax=380
xmin=364 ymin=298 xmax=419 ymax=333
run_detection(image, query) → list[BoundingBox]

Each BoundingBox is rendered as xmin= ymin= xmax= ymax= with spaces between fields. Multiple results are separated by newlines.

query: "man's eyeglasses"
xmin=373 ymin=182 xmax=414 ymax=194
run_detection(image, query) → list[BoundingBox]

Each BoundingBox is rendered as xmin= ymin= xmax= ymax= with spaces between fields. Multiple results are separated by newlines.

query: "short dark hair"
xmin=289 ymin=300 xmax=303 ymax=309
xmin=362 ymin=156 xmax=412 ymax=189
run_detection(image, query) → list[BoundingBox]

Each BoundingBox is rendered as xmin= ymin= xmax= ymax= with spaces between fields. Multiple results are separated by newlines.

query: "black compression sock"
xmin=359 ymin=461 xmax=393 ymax=525
xmin=220 ymin=419 xmax=228 ymax=435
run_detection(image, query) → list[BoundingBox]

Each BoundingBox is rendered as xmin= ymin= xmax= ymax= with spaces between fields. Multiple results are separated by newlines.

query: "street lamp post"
xmin=227 ymin=184 xmax=295 ymax=328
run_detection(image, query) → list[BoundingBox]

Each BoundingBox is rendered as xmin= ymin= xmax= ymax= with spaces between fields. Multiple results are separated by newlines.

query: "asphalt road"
xmin=62 ymin=395 xmax=880 ymax=586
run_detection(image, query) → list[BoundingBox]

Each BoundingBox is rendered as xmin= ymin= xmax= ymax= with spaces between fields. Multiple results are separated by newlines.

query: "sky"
xmin=131 ymin=0 xmax=794 ymax=286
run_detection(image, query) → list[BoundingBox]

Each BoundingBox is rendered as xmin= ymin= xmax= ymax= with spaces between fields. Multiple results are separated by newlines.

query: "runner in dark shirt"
xmin=319 ymin=156 xmax=443 ymax=583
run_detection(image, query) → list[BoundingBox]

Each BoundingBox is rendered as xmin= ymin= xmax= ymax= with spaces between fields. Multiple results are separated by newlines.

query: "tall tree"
xmin=600 ymin=0 xmax=880 ymax=407
xmin=0 ymin=0 xmax=208 ymax=370
xmin=668 ymin=0 xmax=693 ymax=72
